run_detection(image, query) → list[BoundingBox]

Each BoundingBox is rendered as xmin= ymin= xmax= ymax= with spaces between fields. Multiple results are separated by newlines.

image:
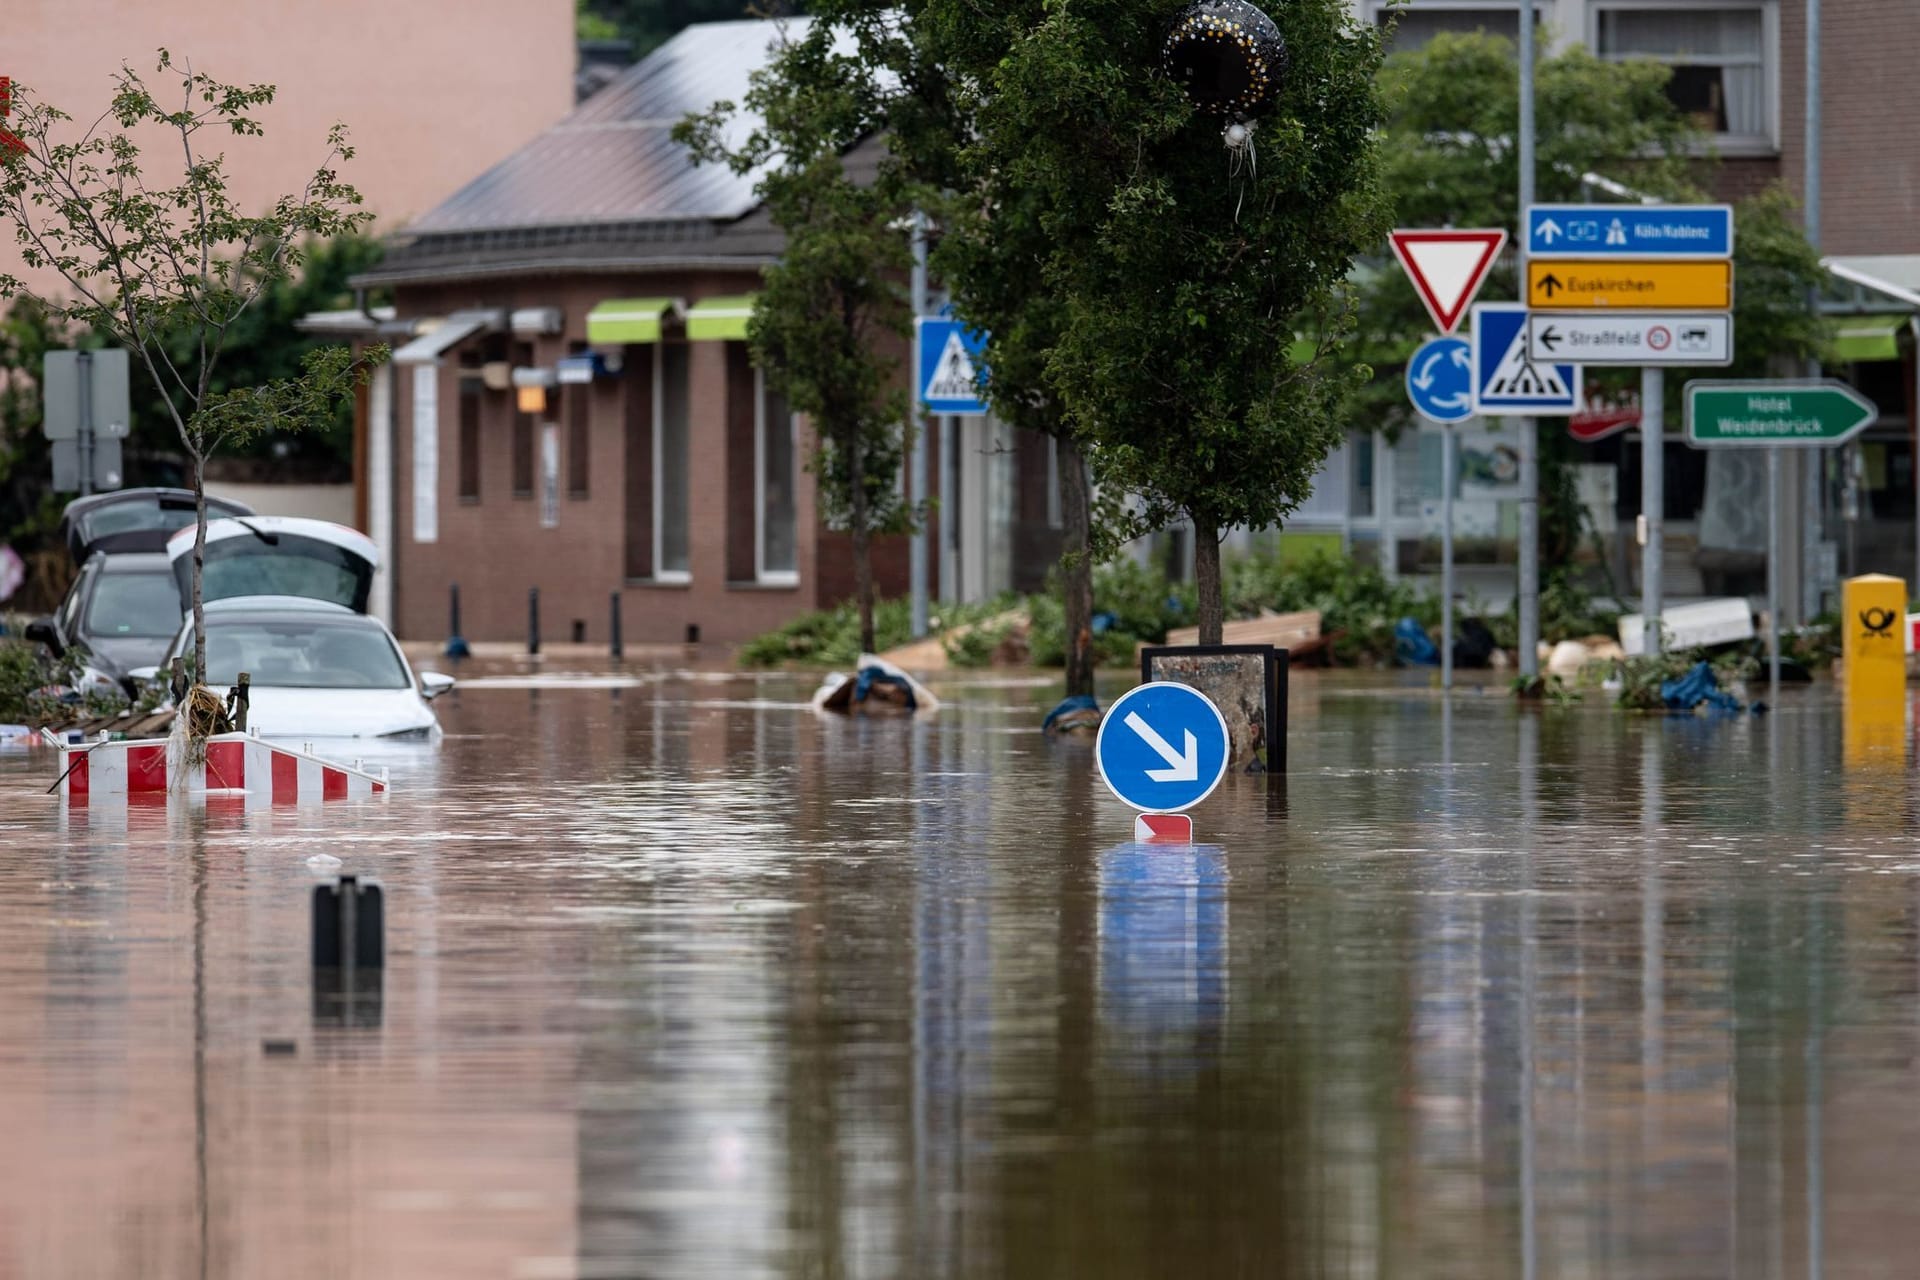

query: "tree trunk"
xmin=1193 ymin=514 xmax=1224 ymax=646
xmin=191 ymin=452 xmax=207 ymax=684
xmin=1058 ymin=437 xmax=1096 ymax=699
xmin=847 ymin=438 xmax=875 ymax=654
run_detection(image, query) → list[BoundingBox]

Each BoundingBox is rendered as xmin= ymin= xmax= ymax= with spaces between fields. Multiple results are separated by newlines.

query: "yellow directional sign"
xmin=1527 ymin=260 xmax=1732 ymax=310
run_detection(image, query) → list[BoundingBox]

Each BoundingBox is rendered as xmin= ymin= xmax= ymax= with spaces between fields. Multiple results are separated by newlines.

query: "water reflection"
xmin=5 ymin=675 xmax=1920 ymax=1276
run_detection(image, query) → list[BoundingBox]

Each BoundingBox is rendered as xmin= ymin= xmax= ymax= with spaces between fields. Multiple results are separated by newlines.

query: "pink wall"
xmin=3 ymin=0 xmax=575 ymax=293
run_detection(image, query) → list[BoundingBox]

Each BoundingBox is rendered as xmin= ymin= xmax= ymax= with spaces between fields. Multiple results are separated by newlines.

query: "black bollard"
xmin=528 ymin=587 xmax=541 ymax=655
xmin=312 ymin=874 xmax=384 ymax=968
xmin=610 ymin=591 xmax=624 ymax=660
xmin=445 ymin=582 xmax=471 ymax=660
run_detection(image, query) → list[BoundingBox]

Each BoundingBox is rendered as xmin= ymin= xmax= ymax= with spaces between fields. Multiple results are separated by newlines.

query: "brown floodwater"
xmin=2 ymin=666 xmax=1918 ymax=1279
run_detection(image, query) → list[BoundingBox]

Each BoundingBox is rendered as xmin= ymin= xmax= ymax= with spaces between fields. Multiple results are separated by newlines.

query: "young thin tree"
xmin=0 ymin=54 xmax=384 ymax=682
xmin=948 ymin=0 xmax=1393 ymax=643
xmin=677 ymin=25 xmax=921 ymax=654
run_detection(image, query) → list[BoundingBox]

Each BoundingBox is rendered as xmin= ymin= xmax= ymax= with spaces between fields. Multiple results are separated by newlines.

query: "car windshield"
xmin=86 ymin=569 xmax=182 ymax=638
xmin=189 ymin=619 xmax=410 ymax=689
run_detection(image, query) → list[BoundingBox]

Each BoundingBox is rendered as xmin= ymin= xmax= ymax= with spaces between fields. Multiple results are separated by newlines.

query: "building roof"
xmin=407 ymin=18 xmax=805 ymax=237
xmin=349 ymin=17 xmax=915 ymax=290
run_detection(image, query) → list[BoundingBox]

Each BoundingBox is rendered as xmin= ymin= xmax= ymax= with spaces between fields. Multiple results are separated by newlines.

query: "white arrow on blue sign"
xmin=1405 ymin=335 xmax=1473 ymax=423
xmin=1095 ymin=682 xmax=1231 ymax=814
xmin=916 ymin=317 xmax=989 ymax=415
xmin=1526 ymin=204 xmax=1733 ymax=260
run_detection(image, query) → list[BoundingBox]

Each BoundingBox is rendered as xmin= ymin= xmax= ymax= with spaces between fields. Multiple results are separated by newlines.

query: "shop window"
xmin=759 ymin=373 xmax=798 ymax=582
xmin=1596 ymin=5 xmax=1772 ymax=147
xmin=512 ymin=412 xmax=534 ymax=497
xmin=655 ymin=342 xmax=691 ymax=580
xmin=511 ymin=341 xmax=535 ymax=498
xmin=457 ymin=377 xmax=482 ymax=501
xmin=566 ymin=381 xmax=590 ymax=498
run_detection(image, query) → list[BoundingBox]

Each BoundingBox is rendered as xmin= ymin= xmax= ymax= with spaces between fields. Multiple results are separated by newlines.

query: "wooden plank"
xmin=1154 ymin=610 xmax=1321 ymax=652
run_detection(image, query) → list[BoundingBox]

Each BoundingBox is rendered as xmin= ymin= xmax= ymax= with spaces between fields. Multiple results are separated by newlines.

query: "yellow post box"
xmin=1842 ymin=574 xmax=1908 ymax=705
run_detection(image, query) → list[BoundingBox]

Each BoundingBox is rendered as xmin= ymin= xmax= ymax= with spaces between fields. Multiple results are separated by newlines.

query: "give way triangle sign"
xmin=1389 ymin=228 xmax=1508 ymax=335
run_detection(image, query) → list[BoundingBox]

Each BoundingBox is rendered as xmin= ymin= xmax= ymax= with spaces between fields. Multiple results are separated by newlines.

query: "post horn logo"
xmin=1859 ymin=606 xmax=1898 ymax=638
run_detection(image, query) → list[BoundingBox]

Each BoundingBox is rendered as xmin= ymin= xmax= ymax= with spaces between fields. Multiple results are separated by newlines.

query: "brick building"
xmin=327 ymin=19 xmax=1060 ymax=647
xmin=3 ymin=0 xmax=574 ymax=299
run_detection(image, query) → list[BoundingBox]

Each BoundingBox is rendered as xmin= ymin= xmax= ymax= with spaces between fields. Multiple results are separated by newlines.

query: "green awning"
xmin=586 ymin=297 xmax=674 ymax=345
xmin=1831 ymin=313 xmax=1909 ymax=363
xmin=686 ymin=294 xmax=757 ymax=341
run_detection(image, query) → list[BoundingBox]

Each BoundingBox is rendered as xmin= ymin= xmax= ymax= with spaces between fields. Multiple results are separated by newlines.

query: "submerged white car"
xmin=151 ymin=596 xmax=453 ymax=740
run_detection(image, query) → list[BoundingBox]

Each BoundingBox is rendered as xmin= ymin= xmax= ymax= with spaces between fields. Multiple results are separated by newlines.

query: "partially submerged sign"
xmin=1095 ymin=680 xmax=1232 ymax=814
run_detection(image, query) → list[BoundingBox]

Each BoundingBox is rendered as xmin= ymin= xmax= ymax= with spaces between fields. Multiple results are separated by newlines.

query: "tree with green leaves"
xmin=1338 ymin=31 xmax=1825 ymax=564
xmin=677 ymin=25 xmax=923 ymax=655
xmin=0 ymin=53 xmax=387 ymax=684
xmin=935 ymin=0 xmax=1393 ymax=644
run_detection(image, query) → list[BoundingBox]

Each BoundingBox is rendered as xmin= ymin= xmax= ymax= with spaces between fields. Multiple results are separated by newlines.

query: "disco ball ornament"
xmin=1162 ymin=0 xmax=1287 ymax=120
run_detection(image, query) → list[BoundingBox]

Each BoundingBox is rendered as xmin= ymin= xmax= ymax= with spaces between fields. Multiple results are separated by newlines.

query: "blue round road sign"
xmin=1405 ymin=335 xmax=1473 ymax=424
xmin=1094 ymin=682 xmax=1231 ymax=814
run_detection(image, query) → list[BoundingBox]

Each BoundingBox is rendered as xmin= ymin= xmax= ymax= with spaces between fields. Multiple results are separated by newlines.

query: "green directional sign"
xmin=1684 ymin=379 xmax=1878 ymax=448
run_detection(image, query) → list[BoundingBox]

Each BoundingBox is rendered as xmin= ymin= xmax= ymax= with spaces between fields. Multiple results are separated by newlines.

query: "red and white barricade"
xmin=56 ymin=729 xmax=389 ymax=809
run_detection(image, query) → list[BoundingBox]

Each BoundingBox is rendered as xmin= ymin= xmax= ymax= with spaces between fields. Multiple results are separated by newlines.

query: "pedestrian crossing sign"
xmin=1469 ymin=302 xmax=1580 ymax=417
xmin=917 ymin=317 xmax=989 ymax=415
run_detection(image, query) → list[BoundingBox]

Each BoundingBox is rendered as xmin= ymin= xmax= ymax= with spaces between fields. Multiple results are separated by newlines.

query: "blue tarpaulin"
xmin=1395 ymin=617 xmax=1439 ymax=666
xmin=1660 ymin=660 xmax=1743 ymax=713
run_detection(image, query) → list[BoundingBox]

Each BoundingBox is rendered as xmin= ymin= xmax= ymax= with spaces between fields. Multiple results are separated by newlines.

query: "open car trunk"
xmin=61 ymin=488 xmax=255 ymax=565
xmin=170 ymin=517 xmax=379 ymax=615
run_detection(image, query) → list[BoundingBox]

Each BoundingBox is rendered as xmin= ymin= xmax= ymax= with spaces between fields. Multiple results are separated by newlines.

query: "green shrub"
xmin=0 ymin=636 xmax=83 ymax=724
xmin=1225 ymin=547 xmax=1437 ymax=665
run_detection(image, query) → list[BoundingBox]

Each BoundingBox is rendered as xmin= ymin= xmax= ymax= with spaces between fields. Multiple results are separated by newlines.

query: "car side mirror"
xmin=23 ymin=618 xmax=60 ymax=653
xmin=419 ymin=670 xmax=456 ymax=701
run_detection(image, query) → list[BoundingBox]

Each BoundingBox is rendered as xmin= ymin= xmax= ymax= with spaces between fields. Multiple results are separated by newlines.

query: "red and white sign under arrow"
xmin=1134 ymin=813 xmax=1195 ymax=844
xmin=1389 ymin=229 xmax=1508 ymax=336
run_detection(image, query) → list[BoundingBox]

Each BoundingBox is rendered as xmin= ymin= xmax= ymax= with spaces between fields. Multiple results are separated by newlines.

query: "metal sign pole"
xmin=1768 ymin=447 xmax=1782 ymax=697
xmin=1641 ymin=367 xmax=1664 ymax=654
xmin=908 ymin=211 xmax=930 ymax=639
xmin=1442 ymin=422 xmax=1455 ymax=691
xmin=1516 ymin=0 xmax=1538 ymax=684
xmin=77 ymin=349 xmax=93 ymax=498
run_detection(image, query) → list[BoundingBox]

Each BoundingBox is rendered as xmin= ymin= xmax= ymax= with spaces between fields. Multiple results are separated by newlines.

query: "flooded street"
xmin=3 ymin=669 xmax=1918 ymax=1278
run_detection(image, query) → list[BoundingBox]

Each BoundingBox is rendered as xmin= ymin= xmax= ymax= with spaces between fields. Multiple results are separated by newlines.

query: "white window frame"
xmin=651 ymin=342 xmax=691 ymax=584
xmin=1358 ymin=0 xmax=1538 ymax=48
xmin=754 ymin=367 xmax=800 ymax=586
xmin=1587 ymin=0 xmax=1779 ymax=156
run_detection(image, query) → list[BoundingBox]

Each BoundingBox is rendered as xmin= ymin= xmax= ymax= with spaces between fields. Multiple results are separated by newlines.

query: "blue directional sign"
xmin=1095 ymin=682 xmax=1231 ymax=814
xmin=1405 ymin=336 xmax=1473 ymax=424
xmin=1526 ymin=204 xmax=1734 ymax=260
xmin=1470 ymin=303 xmax=1580 ymax=417
xmin=916 ymin=317 xmax=989 ymax=415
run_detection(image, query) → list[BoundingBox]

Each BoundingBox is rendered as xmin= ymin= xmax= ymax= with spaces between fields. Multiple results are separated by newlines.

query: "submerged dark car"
xmin=26 ymin=551 xmax=185 ymax=692
xmin=29 ymin=489 xmax=258 ymax=694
